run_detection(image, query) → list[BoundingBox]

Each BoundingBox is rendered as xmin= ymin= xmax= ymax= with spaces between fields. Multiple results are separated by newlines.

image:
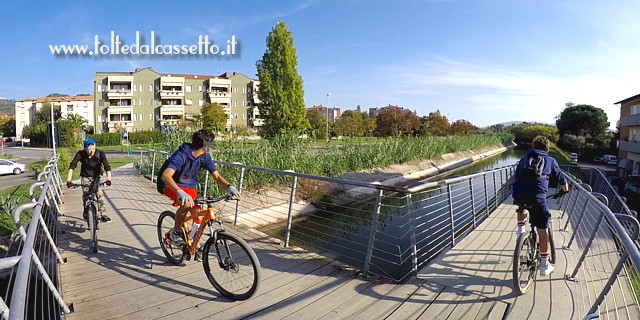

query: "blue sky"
xmin=1 ymin=0 xmax=638 ymax=129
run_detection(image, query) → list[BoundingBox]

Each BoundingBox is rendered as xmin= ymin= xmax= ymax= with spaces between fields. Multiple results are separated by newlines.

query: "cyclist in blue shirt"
xmin=159 ymin=129 xmax=240 ymax=246
xmin=512 ymin=136 xmax=569 ymax=276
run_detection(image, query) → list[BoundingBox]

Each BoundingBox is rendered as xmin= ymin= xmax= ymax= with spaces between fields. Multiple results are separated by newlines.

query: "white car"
xmin=0 ymin=159 xmax=27 ymax=175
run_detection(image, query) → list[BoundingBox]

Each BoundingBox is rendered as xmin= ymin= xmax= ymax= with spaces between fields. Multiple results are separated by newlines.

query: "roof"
xmin=615 ymin=93 xmax=640 ymax=105
xmin=16 ymin=95 xmax=93 ymax=103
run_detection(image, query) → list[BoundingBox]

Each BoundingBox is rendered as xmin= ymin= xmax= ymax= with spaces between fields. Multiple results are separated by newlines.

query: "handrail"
xmin=1 ymin=154 xmax=72 ymax=320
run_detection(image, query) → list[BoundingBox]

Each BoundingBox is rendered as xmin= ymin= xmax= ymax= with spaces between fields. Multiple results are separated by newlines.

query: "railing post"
xmin=447 ymin=184 xmax=456 ymax=246
xmin=483 ymin=175 xmax=489 ymax=217
xmin=493 ymin=171 xmax=498 ymax=210
xmin=406 ymin=193 xmax=418 ymax=276
xmin=363 ymin=188 xmax=384 ymax=278
xmin=150 ymin=150 xmax=157 ymax=182
xmin=284 ymin=171 xmax=297 ymax=248
xmin=469 ymin=177 xmax=477 ymax=228
xmin=234 ymin=166 xmax=245 ymax=226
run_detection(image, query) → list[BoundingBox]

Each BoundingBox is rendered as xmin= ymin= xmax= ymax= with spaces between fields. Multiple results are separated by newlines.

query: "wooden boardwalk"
xmin=56 ymin=164 xmax=637 ymax=319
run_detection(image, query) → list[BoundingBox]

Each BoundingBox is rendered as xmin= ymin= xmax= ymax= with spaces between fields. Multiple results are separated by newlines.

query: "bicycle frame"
xmin=182 ymin=206 xmax=220 ymax=257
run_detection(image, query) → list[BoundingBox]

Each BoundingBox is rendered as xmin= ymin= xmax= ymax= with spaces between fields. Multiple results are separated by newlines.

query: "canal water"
xmin=264 ymin=148 xmax=527 ymax=280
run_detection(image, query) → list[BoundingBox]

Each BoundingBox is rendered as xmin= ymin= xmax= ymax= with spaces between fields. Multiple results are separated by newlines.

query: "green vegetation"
xmin=199 ymin=102 xmax=228 ymax=133
xmin=256 ymin=21 xmax=310 ymax=138
xmin=137 ymin=132 xmax=514 ymax=195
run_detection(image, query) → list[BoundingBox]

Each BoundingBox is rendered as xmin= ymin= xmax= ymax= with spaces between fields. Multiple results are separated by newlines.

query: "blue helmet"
xmin=83 ymin=138 xmax=96 ymax=149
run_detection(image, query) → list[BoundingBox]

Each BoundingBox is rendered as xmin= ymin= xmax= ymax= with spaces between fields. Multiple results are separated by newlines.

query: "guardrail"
xmin=559 ymin=171 xmax=640 ymax=319
xmin=0 ymin=155 xmax=72 ymax=320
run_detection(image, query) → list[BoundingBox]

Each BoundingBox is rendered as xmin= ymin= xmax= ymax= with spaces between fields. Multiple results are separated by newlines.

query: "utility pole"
xmin=326 ymin=93 xmax=331 ymax=143
xmin=51 ymin=103 xmax=56 ymax=155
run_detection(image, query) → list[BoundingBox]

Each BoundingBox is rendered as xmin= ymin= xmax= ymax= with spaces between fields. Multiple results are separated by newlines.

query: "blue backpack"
xmin=517 ymin=154 xmax=547 ymax=180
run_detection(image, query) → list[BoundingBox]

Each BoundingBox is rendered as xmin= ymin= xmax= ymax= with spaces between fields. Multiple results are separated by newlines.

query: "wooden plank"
xmin=348 ymin=278 xmax=427 ymax=319
xmin=315 ymin=280 xmax=400 ymax=320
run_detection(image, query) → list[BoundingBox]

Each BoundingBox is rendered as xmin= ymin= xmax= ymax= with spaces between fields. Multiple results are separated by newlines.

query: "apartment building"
xmin=616 ymin=93 xmax=640 ymax=176
xmin=14 ymin=95 xmax=94 ymax=140
xmin=306 ymin=105 xmax=341 ymax=122
xmin=368 ymin=104 xmax=412 ymax=118
xmin=93 ymin=68 xmax=262 ymax=134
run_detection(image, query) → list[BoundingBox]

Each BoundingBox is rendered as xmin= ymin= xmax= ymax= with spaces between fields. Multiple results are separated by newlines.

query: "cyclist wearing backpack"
xmin=512 ymin=135 xmax=569 ymax=276
xmin=66 ymin=138 xmax=112 ymax=222
xmin=159 ymin=129 xmax=240 ymax=246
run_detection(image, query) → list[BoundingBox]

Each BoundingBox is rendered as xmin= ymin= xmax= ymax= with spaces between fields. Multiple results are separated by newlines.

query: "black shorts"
xmin=513 ymin=195 xmax=550 ymax=229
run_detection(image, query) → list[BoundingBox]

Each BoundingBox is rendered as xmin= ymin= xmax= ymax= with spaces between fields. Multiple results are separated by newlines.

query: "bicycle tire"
xmin=157 ymin=210 xmax=185 ymax=265
xmin=87 ymin=204 xmax=98 ymax=253
xmin=202 ymin=231 xmax=261 ymax=301
xmin=513 ymin=232 xmax=535 ymax=295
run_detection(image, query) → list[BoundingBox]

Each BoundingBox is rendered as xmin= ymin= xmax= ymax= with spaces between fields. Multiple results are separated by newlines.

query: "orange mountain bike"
xmin=157 ymin=194 xmax=261 ymax=301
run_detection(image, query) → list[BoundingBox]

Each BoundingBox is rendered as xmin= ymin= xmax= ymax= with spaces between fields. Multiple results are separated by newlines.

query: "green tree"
xmin=556 ymin=104 xmax=609 ymax=138
xmin=335 ymin=109 xmax=366 ymax=137
xmin=256 ymin=21 xmax=309 ymax=138
xmin=0 ymin=119 xmax=15 ymax=137
xmin=373 ymin=108 xmax=420 ymax=137
xmin=306 ymin=109 xmax=328 ymax=139
xmin=57 ymin=114 xmax=88 ymax=147
xmin=421 ymin=110 xmax=450 ymax=136
xmin=509 ymin=124 xmax=559 ymax=147
xmin=200 ymin=102 xmax=228 ymax=133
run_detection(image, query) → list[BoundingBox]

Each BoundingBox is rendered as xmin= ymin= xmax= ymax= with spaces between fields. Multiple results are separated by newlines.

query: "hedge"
xmin=87 ymin=131 xmax=166 ymax=146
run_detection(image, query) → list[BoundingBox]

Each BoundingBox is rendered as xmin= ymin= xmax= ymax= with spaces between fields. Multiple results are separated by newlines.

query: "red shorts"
xmin=163 ymin=187 xmax=199 ymax=208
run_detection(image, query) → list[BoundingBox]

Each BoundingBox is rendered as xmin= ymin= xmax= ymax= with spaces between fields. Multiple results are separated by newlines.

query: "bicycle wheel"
xmin=87 ymin=204 xmax=98 ymax=253
xmin=202 ymin=231 xmax=261 ymax=301
xmin=157 ymin=211 xmax=185 ymax=265
xmin=513 ymin=232 xmax=535 ymax=295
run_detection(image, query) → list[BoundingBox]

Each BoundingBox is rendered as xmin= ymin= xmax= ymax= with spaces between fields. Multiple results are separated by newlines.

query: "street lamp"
xmin=50 ymin=103 xmax=56 ymax=155
xmin=326 ymin=93 xmax=331 ymax=143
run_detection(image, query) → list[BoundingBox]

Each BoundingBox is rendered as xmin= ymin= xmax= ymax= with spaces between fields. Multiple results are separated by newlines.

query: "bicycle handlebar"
xmin=68 ymin=182 xmax=109 ymax=189
xmin=194 ymin=194 xmax=238 ymax=205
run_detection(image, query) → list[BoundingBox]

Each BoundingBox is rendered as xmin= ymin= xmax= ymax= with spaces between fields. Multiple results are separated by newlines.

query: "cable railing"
xmin=0 ymin=155 xmax=71 ymax=320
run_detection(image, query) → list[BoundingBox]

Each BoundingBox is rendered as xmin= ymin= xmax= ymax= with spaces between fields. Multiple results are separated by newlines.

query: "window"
xmin=133 ymin=99 xmax=137 ymax=106
xmin=234 ymin=113 xmax=238 ymax=119
xmin=67 ymin=105 xmax=73 ymax=112
xmin=199 ymin=85 xmax=203 ymax=92
xmin=242 ymin=100 xmax=245 ymax=107
xmin=98 ymin=115 xmax=102 ymax=122
xmin=133 ymin=84 xmax=137 ymax=92
xmin=150 ymin=84 xmax=153 ymax=92
xmin=133 ymin=114 xmax=137 ymax=121
xmin=633 ymin=105 xmax=639 ymax=115
xmin=242 ymin=87 xmax=245 ymax=94
xmin=149 ymin=114 xmax=153 ymax=121
xmin=633 ymin=129 xmax=638 ymax=141
xmin=186 ymin=85 xmax=192 ymax=92
xmin=139 ymin=113 xmax=143 ymax=121
xmin=186 ymin=99 xmax=193 ymax=105
xmin=199 ymin=99 xmax=204 ymax=107
xmin=150 ymin=98 xmax=154 ymax=106
xmin=139 ymin=98 xmax=143 ymax=106
xmin=99 ymin=99 xmax=104 ymax=106
xmin=242 ymin=112 xmax=245 ymax=119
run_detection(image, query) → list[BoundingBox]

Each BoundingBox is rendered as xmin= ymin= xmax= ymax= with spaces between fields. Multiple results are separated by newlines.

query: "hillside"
xmin=0 ymin=99 xmax=14 ymax=116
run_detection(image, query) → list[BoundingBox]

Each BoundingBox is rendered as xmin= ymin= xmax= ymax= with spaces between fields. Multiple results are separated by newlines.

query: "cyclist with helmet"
xmin=159 ymin=129 xmax=240 ymax=245
xmin=67 ymin=138 xmax=113 ymax=222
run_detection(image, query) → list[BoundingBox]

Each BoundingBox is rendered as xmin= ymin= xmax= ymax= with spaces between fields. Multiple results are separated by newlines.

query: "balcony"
xmin=160 ymin=104 xmax=185 ymax=116
xmin=160 ymin=89 xmax=184 ymax=99
xmin=107 ymin=105 xmax=133 ymax=115
xmin=107 ymin=89 xmax=133 ymax=99
xmin=620 ymin=140 xmax=640 ymax=154
xmin=620 ymin=114 xmax=640 ymax=127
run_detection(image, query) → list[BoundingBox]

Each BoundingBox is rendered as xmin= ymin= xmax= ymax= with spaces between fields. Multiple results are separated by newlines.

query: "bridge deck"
xmin=57 ymin=165 xmax=636 ymax=319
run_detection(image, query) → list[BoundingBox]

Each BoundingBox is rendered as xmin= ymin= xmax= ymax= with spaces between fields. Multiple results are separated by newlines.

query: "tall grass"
xmin=138 ymin=132 xmax=514 ymax=194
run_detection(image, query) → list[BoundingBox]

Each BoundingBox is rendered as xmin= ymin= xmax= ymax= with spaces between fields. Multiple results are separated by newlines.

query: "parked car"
xmin=0 ymin=159 xmax=27 ymax=175
xmin=570 ymin=153 xmax=578 ymax=162
xmin=593 ymin=156 xmax=603 ymax=163
xmin=602 ymin=155 xmax=617 ymax=165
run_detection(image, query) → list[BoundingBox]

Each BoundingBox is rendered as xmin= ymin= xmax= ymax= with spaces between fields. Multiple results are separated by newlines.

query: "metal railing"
xmin=0 ymin=155 xmax=71 ymax=320
xmin=135 ymin=149 xmax=517 ymax=281
xmin=559 ymin=171 xmax=640 ymax=319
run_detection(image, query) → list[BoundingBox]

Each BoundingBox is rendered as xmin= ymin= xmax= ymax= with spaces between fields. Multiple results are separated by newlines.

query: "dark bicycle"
xmin=68 ymin=178 xmax=108 ymax=253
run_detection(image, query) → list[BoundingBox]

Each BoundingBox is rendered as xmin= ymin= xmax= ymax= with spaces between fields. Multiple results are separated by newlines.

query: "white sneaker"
xmin=540 ymin=263 xmax=555 ymax=276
